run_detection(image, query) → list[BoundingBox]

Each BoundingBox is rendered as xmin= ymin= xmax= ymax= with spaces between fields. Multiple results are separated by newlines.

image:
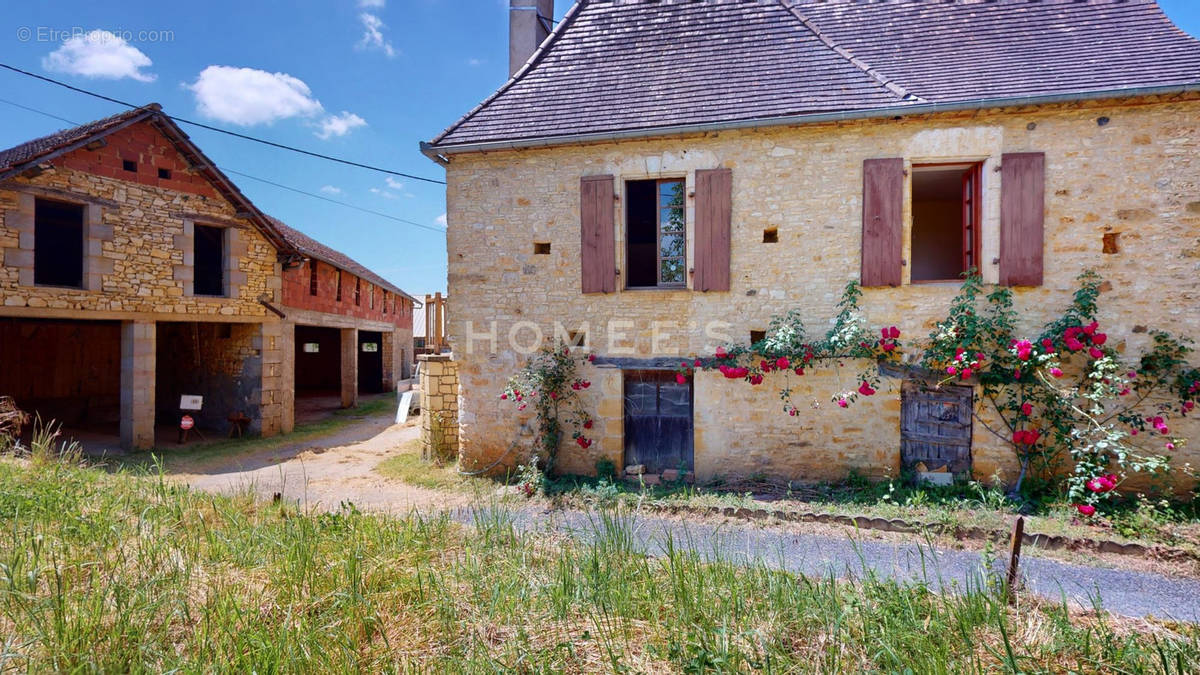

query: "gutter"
xmin=420 ymin=83 xmax=1200 ymax=160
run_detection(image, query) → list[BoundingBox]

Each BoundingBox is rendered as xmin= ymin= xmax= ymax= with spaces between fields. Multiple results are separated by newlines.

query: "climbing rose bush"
xmin=918 ymin=271 xmax=1193 ymax=510
xmin=698 ymin=272 xmax=1196 ymax=512
xmin=697 ymin=281 xmax=904 ymax=415
xmin=499 ymin=341 xmax=594 ymax=473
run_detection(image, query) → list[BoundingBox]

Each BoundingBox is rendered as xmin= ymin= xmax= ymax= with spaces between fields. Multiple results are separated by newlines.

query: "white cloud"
xmin=466 ymin=58 xmax=485 ymax=67
xmin=316 ymin=111 xmax=367 ymax=139
xmin=358 ymin=0 xmax=386 ymax=6
xmin=369 ymin=187 xmax=397 ymax=199
xmin=435 ymin=213 xmax=447 ymax=226
xmin=187 ymin=65 xmax=323 ymax=126
xmin=358 ymin=13 xmax=396 ymax=57
xmin=319 ymin=185 xmax=342 ymax=195
xmin=42 ymin=30 xmax=156 ymax=82
xmin=385 ymin=176 xmax=405 ymax=190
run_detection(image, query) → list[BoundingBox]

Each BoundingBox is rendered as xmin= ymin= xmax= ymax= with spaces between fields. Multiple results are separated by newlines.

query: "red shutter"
xmin=1000 ymin=152 xmax=1045 ymax=286
xmin=694 ymin=168 xmax=732 ymax=292
xmin=861 ymin=158 xmax=904 ymax=287
xmin=580 ymin=175 xmax=615 ymax=294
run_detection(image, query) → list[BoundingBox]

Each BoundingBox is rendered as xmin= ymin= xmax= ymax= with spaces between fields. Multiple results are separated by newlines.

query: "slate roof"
xmin=270 ymin=218 xmax=417 ymax=303
xmin=428 ymin=0 xmax=1200 ymax=150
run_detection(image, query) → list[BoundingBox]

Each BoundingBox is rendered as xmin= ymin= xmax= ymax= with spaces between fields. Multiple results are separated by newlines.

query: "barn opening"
xmin=625 ymin=178 xmax=685 ymax=288
xmin=910 ymin=163 xmax=981 ymax=282
xmin=294 ymin=325 xmax=342 ymax=420
xmin=33 ymin=198 xmax=84 ymax=288
xmin=0 ymin=318 xmax=121 ymax=443
xmin=358 ymin=330 xmax=384 ymax=394
xmin=155 ymin=322 xmax=262 ymax=435
xmin=193 ymin=225 xmax=226 ymax=296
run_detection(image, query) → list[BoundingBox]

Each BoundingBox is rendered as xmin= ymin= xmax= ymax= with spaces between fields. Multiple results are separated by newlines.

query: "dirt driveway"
xmin=174 ymin=412 xmax=476 ymax=514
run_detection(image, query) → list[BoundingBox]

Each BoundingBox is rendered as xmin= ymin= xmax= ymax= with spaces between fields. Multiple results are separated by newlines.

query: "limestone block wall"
xmin=442 ymin=95 xmax=1200 ymax=487
xmin=419 ymin=354 xmax=460 ymax=461
xmin=0 ymin=125 xmax=278 ymax=318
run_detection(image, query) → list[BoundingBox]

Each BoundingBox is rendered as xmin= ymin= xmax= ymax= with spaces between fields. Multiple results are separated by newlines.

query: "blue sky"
xmin=0 ymin=1 xmax=1196 ymax=298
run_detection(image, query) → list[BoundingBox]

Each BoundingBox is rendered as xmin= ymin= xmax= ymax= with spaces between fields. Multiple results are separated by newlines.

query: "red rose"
xmin=675 ymin=373 xmax=687 ymax=385
xmin=1088 ymin=347 xmax=1104 ymax=359
xmin=583 ymin=419 xmax=593 ymax=429
xmin=889 ymin=326 xmax=901 ymax=339
xmin=1076 ymin=504 xmax=1096 ymax=517
xmin=776 ymin=357 xmax=790 ymax=369
xmin=1021 ymin=403 xmax=1032 ymax=416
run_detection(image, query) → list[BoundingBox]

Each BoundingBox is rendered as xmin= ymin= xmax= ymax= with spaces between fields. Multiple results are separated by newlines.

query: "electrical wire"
xmin=0 ymin=62 xmax=446 ymax=185
xmin=0 ymin=97 xmax=447 ymax=235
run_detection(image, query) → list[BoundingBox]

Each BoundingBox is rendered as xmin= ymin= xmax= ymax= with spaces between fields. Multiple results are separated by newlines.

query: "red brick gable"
xmin=281 ymin=259 xmax=413 ymax=329
xmin=57 ymin=120 xmax=219 ymax=200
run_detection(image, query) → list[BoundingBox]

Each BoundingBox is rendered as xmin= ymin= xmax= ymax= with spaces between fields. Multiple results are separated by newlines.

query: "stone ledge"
xmin=637 ymin=502 xmax=1199 ymax=563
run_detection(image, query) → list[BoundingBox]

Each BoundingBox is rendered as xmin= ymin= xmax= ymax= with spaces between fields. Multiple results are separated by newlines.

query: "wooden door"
xmin=900 ymin=380 xmax=973 ymax=475
xmin=623 ymin=370 xmax=693 ymax=473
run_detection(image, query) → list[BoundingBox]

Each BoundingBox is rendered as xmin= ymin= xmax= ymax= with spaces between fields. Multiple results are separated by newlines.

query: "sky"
xmin=0 ymin=0 xmax=1196 ymax=299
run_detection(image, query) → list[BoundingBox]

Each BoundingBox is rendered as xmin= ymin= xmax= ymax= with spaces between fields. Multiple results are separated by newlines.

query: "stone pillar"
xmin=418 ymin=353 xmax=459 ymax=461
xmin=120 ymin=320 xmax=156 ymax=451
xmin=340 ymin=327 xmax=358 ymax=408
xmin=260 ymin=320 xmax=293 ymax=435
xmin=381 ymin=330 xmax=397 ymax=392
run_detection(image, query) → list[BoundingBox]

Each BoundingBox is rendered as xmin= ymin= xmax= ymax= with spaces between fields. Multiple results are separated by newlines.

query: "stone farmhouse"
xmin=422 ymin=0 xmax=1200 ymax=484
xmin=0 ymin=104 xmax=416 ymax=451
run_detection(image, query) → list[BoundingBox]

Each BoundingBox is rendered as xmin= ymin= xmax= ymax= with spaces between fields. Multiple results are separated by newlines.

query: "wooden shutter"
xmin=861 ymin=158 xmax=904 ymax=287
xmin=694 ymin=168 xmax=732 ymax=292
xmin=580 ymin=175 xmax=615 ymax=294
xmin=999 ymin=152 xmax=1045 ymax=286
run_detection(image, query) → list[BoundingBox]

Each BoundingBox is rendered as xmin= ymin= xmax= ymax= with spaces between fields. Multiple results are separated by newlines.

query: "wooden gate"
xmin=900 ymin=380 xmax=973 ymax=475
xmin=623 ymin=370 xmax=693 ymax=473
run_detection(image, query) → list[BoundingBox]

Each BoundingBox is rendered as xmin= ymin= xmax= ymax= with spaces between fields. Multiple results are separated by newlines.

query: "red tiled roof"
xmin=270 ymin=218 xmax=416 ymax=303
xmin=428 ymin=0 xmax=1200 ymax=149
xmin=0 ymin=105 xmax=153 ymax=174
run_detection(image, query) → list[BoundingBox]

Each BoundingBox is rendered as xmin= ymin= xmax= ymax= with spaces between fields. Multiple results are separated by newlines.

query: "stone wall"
xmin=442 ymin=94 xmax=1200 ymax=488
xmin=418 ymin=354 xmax=459 ymax=462
xmin=0 ymin=121 xmax=279 ymax=317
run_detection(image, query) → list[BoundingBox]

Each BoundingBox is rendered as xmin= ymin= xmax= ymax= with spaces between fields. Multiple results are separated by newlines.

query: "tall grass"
xmin=0 ymin=459 xmax=1197 ymax=672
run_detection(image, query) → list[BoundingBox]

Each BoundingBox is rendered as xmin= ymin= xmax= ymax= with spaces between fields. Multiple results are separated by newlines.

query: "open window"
xmin=193 ymin=224 xmax=226 ymax=296
xmin=910 ymin=163 xmax=981 ymax=282
xmin=33 ymin=198 xmax=85 ymax=288
xmin=626 ymin=178 xmax=685 ymax=288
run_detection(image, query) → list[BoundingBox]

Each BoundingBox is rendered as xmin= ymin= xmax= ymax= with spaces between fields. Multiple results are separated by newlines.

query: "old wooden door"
xmin=900 ymin=380 xmax=973 ymax=475
xmin=623 ymin=370 xmax=693 ymax=473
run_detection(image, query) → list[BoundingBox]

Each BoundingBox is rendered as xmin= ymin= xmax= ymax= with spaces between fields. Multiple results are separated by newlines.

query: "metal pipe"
xmin=420 ymin=83 xmax=1200 ymax=161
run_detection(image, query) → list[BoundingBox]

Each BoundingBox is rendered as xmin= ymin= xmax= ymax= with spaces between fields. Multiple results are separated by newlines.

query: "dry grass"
xmin=1 ymin=458 xmax=1198 ymax=672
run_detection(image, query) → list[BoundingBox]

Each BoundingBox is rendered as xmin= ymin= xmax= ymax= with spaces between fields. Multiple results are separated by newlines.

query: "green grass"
xmin=1 ymin=459 xmax=1198 ymax=672
xmin=375 ymin=438 xmax=488 ymax=491
xmin=112 ymin=397 xmax=395 ymax=473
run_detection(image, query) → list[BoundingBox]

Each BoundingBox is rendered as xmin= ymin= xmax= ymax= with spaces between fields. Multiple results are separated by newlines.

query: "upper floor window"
xmin=33 ymin=198 xmax=84 ymax=288
xmin=354 ymin=277 xmax=361 ymax=306
xmin=193 ymin=224 xmax=226 ymax=296
xmin=336 ymin=270 xmax=343 ymax=301
xmin=910 ymin=163 xmax=981 ymax=283
xmin=626 ymin=178 xmax=685 ymax=288
xmin=382 ymin=290 xmax=389 ymax=314
xmin=308 ymin=261 xmax=318 ymax=296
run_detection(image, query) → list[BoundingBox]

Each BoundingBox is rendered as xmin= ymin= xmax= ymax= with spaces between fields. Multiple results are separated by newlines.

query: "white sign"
xmin=180 ymin=395 xmax=204 ymax=411
xmin=396 ymin=391 xmax=413 ymax=425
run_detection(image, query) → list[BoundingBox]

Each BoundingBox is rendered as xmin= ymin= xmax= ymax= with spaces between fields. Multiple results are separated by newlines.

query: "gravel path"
xmin=177 ymin=412 xmax=1200 ymax=622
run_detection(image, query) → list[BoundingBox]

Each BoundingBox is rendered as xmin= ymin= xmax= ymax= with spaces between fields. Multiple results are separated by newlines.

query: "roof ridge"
xmin=427 ymin=0 xmax=590 ymax=148
xmin=778 ymin=0 xmax=924 ymax=104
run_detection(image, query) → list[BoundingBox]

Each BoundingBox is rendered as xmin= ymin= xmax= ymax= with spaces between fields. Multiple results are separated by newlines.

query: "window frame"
xmin=32 ymin=197 xmax=86 ymax=289
xmin=308 ymin=261 xmax=319 ymax=296
xmin=909 ymin=161 xmax=983 ymax=285
xmin=192 ymin=223 xmax=227 ymax=297
xmin=624 ymin=177 xmax=687 ymax=290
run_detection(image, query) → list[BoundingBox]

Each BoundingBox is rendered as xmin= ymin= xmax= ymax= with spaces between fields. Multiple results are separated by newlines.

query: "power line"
xmin=0 ymin=97 xmax=447 ymax=235
xmin=223 ymin=170 xmax=446 ymax=234
xmin=0 ymin=62 xmax=446 ymax=185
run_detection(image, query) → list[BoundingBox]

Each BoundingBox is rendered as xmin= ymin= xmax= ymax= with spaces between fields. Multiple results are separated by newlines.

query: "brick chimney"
xmin=509 ymin=0 xmax=554 ymax=77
